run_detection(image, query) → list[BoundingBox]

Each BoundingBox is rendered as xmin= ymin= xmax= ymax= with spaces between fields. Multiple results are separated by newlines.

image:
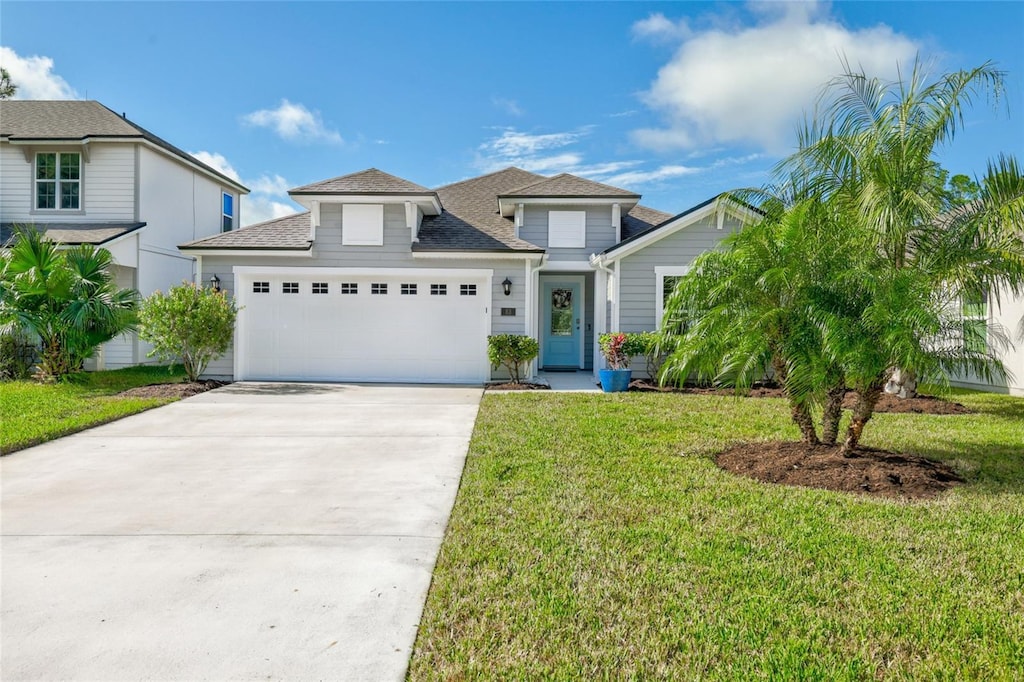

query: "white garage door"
xmin=236 ymin=268 xmax=491 ymax=383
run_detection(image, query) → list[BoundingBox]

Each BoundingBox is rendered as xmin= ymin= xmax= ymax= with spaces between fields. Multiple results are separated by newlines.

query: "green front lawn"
xmin=0 ymin=365 xmax=187 ymax=454
xmin=410 ymin=389 xmax=1024 ymax=680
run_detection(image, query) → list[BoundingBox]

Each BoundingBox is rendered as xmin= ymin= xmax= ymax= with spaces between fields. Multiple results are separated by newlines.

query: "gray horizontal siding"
xmin=520 ymin=205 xmax=615 ymax=260
xmin=617 ymin=213 xmax=740 ymax=332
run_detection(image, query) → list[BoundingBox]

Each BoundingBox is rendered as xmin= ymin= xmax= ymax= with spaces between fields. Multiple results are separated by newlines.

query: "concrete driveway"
xmin=1 ymin=382 xmax=481 ymax=681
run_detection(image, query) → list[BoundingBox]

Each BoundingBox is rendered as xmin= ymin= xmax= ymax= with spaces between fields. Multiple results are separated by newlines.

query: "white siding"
xmin=0 ymin=142 xmax=135 ymax=223
xmin=953 ymin=286 xmax=1024 ymax=396
xmin=98 ymin=265 xmax=137 ymax=369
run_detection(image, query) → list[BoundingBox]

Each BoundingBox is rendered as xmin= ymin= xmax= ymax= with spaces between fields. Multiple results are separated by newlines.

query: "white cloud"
xmin=632 ymin=3 xmax=920 ymax=152
xmin=242 ymin=195 xmax=298 ymax=226
xmin=242 ymin=99 xmax=342 ymax=144
xmin=631 ymin=13 xmax=692 ymax=43
xmin=247 ymin=173 xmax=290 ymax=196
xmin=492 ymin=97 xmax=524 ymax=116
xmin=601 ymin=165 xmax=701 ymax=187
xmin=190 ymin=150 xmax=301 ymax=226
xmin=0 ymin=46 xmax=78 ymax=99
xmin=191 ymin=151 xmax=242 ymax=182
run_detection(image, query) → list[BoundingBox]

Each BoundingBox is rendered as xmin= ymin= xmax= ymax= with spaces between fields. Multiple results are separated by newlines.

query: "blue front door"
xmin=543 ymin=280 xmax=581 ymax=368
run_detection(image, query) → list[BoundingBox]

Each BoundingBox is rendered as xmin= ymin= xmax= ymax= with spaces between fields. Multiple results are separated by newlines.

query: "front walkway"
xmin=538 ymin=370 xmax=600 ymax=392
xmin=0 ymin=382 xmax=481 ymax=681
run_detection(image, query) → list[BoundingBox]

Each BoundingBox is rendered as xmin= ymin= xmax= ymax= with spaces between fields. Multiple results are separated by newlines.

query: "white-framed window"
xmin=431 ymin=284 xmax=447 ymax=296
xmin=401 ymin=283 xmax=417 ymax=295
xmin=460 ymin=284 xmax=477 ymax=296
xmin=342 ymin=204 xmax=385 ymax=246
xmin=340 ymin=282 xmax=358 ymax=295
xmin=252 ymin=281 xmax=270 ymax=293
xmin=312 ymin=282 xmax=329 ymax=294
xmin=282 ymin=282 xmax=299 ymax=294
xmin=35 ymin=152 xmax=81 ymax=210
xmin=961 ymin=290 xmax=988 ymax=353
xmin=222 ymin=193 xmax=235 ymax=232
xmin=654 ymin=266 xmax=691 ymax=329
xmin=548 ymin=210 xmax=586 ymax=248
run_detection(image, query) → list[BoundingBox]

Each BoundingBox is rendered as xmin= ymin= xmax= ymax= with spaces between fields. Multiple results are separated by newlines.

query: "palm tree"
xmin=785 ymin=61 xmax=1024 ymax=451
xmin=0 ymin=226 xmax=139 ymax=379
xmin=659 ymin=196 xmax=854 ymax=445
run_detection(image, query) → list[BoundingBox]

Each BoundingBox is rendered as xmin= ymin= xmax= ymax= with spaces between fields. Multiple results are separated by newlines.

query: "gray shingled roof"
xmin=290 ymin=168 xmax=435 ymax=195
xmin=1 ymin=222 xmax=145 ymax=247
xmin=500 ymin=173 xmax=640 ymax=198
xmin=621 ymin=204 xmax=674 ymax=240
xmin=0 ymin=101 xmax=247 ymax=193
xmin=415 ymin=168 xmax=547 ymax=252
xmin=180 ymin=212 xmax=312 ymax=250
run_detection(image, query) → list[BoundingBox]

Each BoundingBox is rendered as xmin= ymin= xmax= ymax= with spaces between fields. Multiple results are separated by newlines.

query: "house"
xmin=178 ymin=167 xmax=757 ymax=383
xmin=0 ymin=100 xmax=249 ymax=369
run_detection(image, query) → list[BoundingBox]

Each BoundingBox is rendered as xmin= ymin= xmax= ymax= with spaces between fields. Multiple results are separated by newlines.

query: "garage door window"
xmin=431 ymin=284 xmax=447 ymax=296
xmin=283 ymin=282 xmax=299 ymax=294
xmin=460 ymin=284 xmax=477 ymax=296
xmin=253 ymin=281 xmax=270 ymax=293
xmin=340 ymin=282 xmax=358 ymax=295
xmin=312 ymin=282 xmax=329 ymax=294
xmin=371 ymin=283 xmax=388 ymax=295
xmin=401 ymin=283 xmax=417 ymax=295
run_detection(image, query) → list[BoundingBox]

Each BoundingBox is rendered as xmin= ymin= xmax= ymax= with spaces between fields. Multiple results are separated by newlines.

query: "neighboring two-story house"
xmin=178 ymin=167 xmax=757 ymax=383
xmin=0 ymin=100 xmax=249 ymax=369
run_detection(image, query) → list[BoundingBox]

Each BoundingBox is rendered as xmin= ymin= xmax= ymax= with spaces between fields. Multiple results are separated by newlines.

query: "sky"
xmin=2 ymin=1 xmax=1023 ymax=226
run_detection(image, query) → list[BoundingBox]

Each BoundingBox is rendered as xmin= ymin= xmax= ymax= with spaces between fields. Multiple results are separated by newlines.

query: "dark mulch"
xmin=117 ymin=380 xmax=228 ymax=399
xmin=485 ymin=381 xmax=551 ymax=391
xmin=716 ymin=441 xmax=963 ymax=499
xmin=629 ymin=380 xmax=971 ymax=414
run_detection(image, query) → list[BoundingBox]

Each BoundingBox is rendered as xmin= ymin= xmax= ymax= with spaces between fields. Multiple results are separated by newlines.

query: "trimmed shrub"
xmin=139 ymin=283 xmax=238 ymax=382
xmin=487 ymin=334 xmax=540 ymax=384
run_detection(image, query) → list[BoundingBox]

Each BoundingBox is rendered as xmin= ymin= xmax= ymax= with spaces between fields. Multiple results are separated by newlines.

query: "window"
xmin=222 ymin=193 xmax=234 ymax=232
xmin=962 ymin=290 xmax=988 ymax=353
xmin=460 ymin=284 xmax=477 ymax=296
xmin=252 ymin=281 xmax=270 ymax=293
xmin=548 ymin=210 xmax=586 ymax=248
xmin=401 ymin=283 xmax=417 ymax=295
xmin=342 ymin=204 xmax=385 ymax=246
xmin=312 ymin=282 xmax=328 ymax=294
xmin=430 ymin=284 xmax=447 ymax=296
xmin=654 ymin=266 xmax=691 ymax=329
xmin=340 ymin=282 xmax=358 ymax=295
xmin=35 ymin=152 xmax=81 ymax=210
xmin=282 ymin=282 xmax=299 ymax=294
xmin=371 ymin=283 xmax=388 ymax=295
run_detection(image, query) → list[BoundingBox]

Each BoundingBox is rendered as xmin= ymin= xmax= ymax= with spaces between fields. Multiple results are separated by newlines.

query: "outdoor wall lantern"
xmin=502 ymin=277 xmax=512 ymax=296
xmin=210 ymin=274 xmax=221 ymax=292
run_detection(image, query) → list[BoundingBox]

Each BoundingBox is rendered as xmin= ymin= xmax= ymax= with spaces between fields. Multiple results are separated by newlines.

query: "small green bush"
xmin=487 ymin=334 xmax=540 ymax=384
xmin=139 ymin=283 xmax=238 ymax=382
xmin=599 ymin=332 xmax=648 ymax=370
xmin=0 ymin=328 xmax=36 ymax=381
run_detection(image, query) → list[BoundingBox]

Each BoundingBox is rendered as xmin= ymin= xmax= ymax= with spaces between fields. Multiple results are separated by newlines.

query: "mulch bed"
xmin=716 ymin=441 xmax=963 ymax=499
xmin=485 ymin=381 xmax=551 ymax=391
xmin=628 ymin=380 xmax=971 ymax=414
xmin=117 ymin=380 xmax=228 ymax=399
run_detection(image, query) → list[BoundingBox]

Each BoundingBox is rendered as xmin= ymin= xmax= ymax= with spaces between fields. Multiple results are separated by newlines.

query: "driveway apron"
xmin=1 ymin=382 xmax=481 ymax=681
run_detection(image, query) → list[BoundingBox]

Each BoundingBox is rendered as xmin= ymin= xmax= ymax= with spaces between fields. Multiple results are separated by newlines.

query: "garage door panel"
xmin=239 ymin=273 xmax=490 ymax=383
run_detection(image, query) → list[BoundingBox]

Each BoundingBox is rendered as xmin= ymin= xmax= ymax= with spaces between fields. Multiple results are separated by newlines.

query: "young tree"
xmin=139 ymin=283 xmax=238 ymax=382
xmin=660 ymin=197 xmax=854 ymax=445
xmin=487 ymin=334 xmax=539 ymax=384
xmin=0 ymin=67 xmax=16 ymax=99
xmin=784 ymin=61 xmax=1024 ymax=450
xmin=0 ymin=227 xmax=139 ymax=379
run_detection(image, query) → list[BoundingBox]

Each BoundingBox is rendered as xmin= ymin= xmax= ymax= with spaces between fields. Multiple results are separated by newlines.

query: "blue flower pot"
xmin=599 ymin=368 xmax=632 ymax=392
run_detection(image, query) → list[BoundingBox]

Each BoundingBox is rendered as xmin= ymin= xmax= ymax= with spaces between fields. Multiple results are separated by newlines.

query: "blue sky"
xmin=3 ymin=1 xmax=1023 ymax=225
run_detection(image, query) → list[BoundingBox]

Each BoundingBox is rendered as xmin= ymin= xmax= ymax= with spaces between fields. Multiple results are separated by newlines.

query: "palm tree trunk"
xmin=772 ymin=355 xmax=820 ymax=444
xmin=841 ymin=384 xmax=884 ymax=456
xmin=821 ymin=384 xmax=847 ymax=445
